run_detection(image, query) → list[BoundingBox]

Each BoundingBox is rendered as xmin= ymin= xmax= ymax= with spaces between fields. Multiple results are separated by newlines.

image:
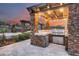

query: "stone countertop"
xmin=35 ymin=30 xmax=51 ymax=36
xmin=34 ymin=29 xmax=68 ymax=36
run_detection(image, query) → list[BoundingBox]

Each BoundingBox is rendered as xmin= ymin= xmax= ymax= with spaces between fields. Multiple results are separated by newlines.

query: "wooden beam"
xmin=34 ymin=4 xmax=72 ymax=13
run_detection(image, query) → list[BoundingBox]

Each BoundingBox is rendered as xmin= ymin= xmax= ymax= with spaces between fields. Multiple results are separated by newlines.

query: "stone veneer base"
xmin=31 ymin=35 xmax=49 ymax=48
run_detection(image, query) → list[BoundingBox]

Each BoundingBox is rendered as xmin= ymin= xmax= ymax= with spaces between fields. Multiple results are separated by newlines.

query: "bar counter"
xmin=31 ymin=29 xmax=68 ymax=47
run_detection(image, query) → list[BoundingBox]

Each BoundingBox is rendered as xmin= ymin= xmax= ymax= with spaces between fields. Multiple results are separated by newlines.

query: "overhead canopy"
xmin=27 ymin=3 xmax=70 ymax=13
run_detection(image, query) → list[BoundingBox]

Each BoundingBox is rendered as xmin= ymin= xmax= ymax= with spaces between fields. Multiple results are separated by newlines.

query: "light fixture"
xmin=47 ymin=5 xmax=50 ymax=9
xmin=63 ymin=18 xmax=67 ymax=20
xmin=60 ymin=3 xmax=63 ymax=5
xmin=59 ymin=7 xmax=64 ymax=12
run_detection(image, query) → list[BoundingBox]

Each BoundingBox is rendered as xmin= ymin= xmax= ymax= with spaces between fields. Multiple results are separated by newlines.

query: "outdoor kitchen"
xmin=27 ymin=3 xmax=69 ymax=48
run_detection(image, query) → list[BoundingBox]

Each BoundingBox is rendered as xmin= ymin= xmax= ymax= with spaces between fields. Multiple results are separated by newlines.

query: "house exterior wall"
xmin=68 ymin=3 xmax=79 ymax=55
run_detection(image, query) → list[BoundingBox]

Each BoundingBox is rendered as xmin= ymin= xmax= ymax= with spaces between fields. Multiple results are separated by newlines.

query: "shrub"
xmin=12 ymin=35 xmax=19 ymax=42
xmin=0 ymin=28 xmax=7 ymax=33
xmin=18 ymin=34 xmax=25 ymax=41
xmin=17 ymin=31 xmax=31 ymax=42
xmin=22 ymin=31 xmax=31 ymax=39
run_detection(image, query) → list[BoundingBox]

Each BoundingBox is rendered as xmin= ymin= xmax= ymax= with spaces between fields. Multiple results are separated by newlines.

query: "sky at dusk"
xmin=0 ymin=3 xmax=38 ymax=21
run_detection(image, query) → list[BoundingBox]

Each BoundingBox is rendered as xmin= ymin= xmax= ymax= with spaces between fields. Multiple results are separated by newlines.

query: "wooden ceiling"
xmin=38 ymin=8 xmax=65 ymax=20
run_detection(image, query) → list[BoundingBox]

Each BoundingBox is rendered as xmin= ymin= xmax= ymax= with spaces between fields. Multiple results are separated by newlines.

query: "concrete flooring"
xmin=0 ymin=39 xmax=69 ymax=56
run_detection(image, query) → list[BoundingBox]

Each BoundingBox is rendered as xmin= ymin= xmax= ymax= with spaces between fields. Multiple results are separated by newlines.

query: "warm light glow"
xmin=47 ymin=10 xmax=51 ymax=14
xmin=37 ymin=8 xmax=40 ymax=11
xmin=38 ymin=13 xmax=41 ymax=16
xmin=59 ymin=7 xmax=64 ymax=12
xmin=63 ymin=18 xmax=67 ymax=20
xmin=35 ymin=13 xmax=39 ymax=32
xmin=47 ymin=6 xmax=50 ymax=9
xmin=38 ymin=12 xmax=44 ymax=17
xmin=60 ymin=3 xmax=63 ymax=5
xmin=34 ymin=5 xmax=69 ymax=33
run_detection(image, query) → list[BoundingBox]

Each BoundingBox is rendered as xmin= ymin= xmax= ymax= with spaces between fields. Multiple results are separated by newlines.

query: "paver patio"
xmin=0 ymin=39 xmax=69 ymax=56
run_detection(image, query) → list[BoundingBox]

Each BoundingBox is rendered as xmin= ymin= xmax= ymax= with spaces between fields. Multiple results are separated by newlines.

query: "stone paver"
xmin=0 ymin=39 xmax=69 ymax=56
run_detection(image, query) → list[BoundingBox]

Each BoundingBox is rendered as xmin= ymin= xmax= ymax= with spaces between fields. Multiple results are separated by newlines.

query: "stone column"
xmin=68 ymin=3 xmax=79 ymax=55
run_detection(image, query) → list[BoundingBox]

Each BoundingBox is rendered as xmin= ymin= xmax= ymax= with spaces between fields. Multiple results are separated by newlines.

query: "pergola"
xmin=27 ymin=3 xmax=69 ymax=35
